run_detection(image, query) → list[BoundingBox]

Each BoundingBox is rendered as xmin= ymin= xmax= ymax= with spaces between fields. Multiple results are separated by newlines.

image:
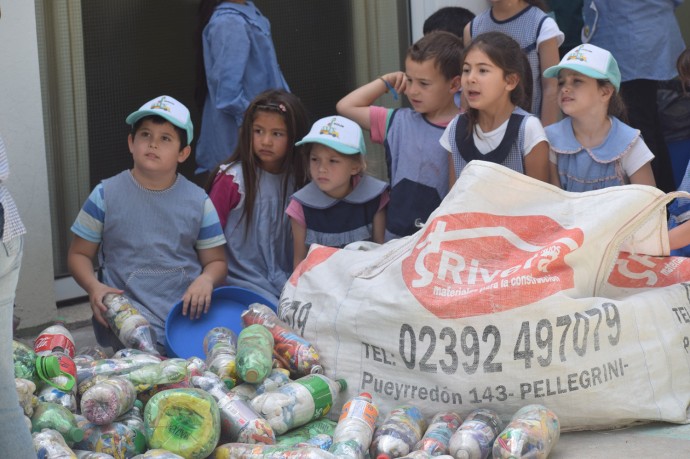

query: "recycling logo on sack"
xmin=402 ymin=213 xmax=584 ymax=318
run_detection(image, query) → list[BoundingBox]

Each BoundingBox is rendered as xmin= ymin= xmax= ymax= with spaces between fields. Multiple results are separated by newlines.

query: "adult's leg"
xmin=0 ymin=235 xmax=37 ymax=458
xmin=620 ymin=79 xmax=675 ymax=192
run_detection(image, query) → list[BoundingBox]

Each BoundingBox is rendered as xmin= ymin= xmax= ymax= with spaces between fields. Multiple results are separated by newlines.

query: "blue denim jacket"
xmin=196 ymin=1 xmax=289 ymax=173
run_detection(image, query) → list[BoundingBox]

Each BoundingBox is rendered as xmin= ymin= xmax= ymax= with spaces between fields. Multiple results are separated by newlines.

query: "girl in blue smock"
xmin=207 ymin=90 xmax=309 ymax=303
xmin=543 ymin=44 xmax=656 ymax=192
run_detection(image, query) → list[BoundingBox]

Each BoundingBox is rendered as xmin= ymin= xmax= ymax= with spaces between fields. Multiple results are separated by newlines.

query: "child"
xmin=465 ymin=0 xmax=563 ymax=126
xmin=665 ymin=48 xmax=690 ymax=255
xmin=68 ymin=95 xmax=228 ymax=352
xmin=441 ymin=32 xmax=550 ymax=185
xmin=337 ymin=31 xmax=463 ymax=241
xmin=286 ymin=115 xmax=389 ymax=268
xmin=423 ymin=6 xmax=475 ymax=42
xmin=543 ymin=44 xmax=656 ymax=191
xmin=207 ymin=89 xmax=309 ymax=303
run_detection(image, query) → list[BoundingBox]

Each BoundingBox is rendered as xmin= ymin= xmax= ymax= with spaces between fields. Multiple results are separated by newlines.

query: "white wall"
xmin=0 ymin=0 xmax=57 ymax=328
xmin=410 ymin=0 xmax=487 ymax=43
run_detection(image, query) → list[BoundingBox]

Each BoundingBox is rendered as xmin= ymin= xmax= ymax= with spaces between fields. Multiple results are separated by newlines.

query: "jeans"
xmin=0 ymin=235 xmax=37 ymax=457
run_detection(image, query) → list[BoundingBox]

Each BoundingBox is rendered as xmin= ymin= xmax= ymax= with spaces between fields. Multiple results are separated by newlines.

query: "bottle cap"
xmin=310 ymin=365 xmax=324 ymax=374
xmin=359 ymin=392 xmax=372 ymax=400
xmin=337 ymin=379 xmax=347 ymax=391
xmin=68 ymin=427 xmax=84 ymax=443
xmin=243 ymin=369 xmax=260 ymax=383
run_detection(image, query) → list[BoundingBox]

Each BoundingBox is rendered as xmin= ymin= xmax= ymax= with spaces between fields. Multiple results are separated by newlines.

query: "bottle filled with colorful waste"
xmin=203 ymin=327 xmax=238 ymax=389
xmin=241 ymin=303 xmax=322 ymax=377
xmin=144 ymin=388 xmax=221 ymax=459
xmin=251 ymin=373 xmax=347 ymax=435
xmin=448 ymin=408 xmax=502 ymax=459
xmin=191 ymin=371 xmax=275 ymax=444
xmin=231 ymin=367 xmax=292 ymax=400
xmin=123 ymin=358 xmax=190 ymax=392
xmin=492 ymin=405 xmax=560 ymax=459
xmin=31 ymin=401 xmax=84 ymax=446
xmin=212 ymin=443 xmax=339 ymax=458
xmin=33 ymin=428 xmax=78 ymax=459
xmin=80 ymin=376 xmax=137 ymax=425
xmin=74 ymin=417 xmax=147 ymax=458
xmin=329 ymin=392 xmax=379 ymax=459
xmin=76 ymin=353 xmax=162 ymax=384
xmin=102 ymin=293 xmax=159 ymax=355
xmin=275 ymin=418 xmax=337 ymax=447
xmin=370 ymin=405 xmax=427 ymax=459
xmin=237 ymin=324 xmax=274 ymax=383
xmin=74 ymin=451 xmax=117 ymax=459
xmin=415 ymin=411 xmax=463 ymax=456
xmin=13 ymin=340 xmax=38 ymax=383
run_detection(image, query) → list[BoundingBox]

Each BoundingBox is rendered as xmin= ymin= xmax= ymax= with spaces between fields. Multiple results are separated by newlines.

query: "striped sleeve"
xmin=70 ymin=184 xmax=106 ymax=243
xmin=196 ymin=197 xmax=227 ymax=250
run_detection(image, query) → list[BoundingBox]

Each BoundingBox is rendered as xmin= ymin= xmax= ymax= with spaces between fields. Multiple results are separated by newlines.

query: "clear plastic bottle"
xmin=13 ymin=339 xmax=38 ymax=382
xmin=74 ymin=419 xmax=146 ymax=458
xmin=370 ymin=405 xmax=427 ymax=459
xmin=191 ymin=371 xmax=275 ymax=444
xmin=203 ymin=326 xmax=238 ymax=389
xmin=329 ymin=392 xmax=379 ymax=459
xmin=241 ymin=302 xmax=322 ymax=377
xmin=251 ymin=373 xmax=347 ymax=435
xmin=34 ymin=322 xmax=79 ymax=412
xmin=32 ymin=428 xmax=78 ymax=459
xmin=230 ymin=367 xmax=292 ymax=400
xmin=74 ymin=451 xmax=116 ymax=458
xmin=213 ymin=443 xmax=339 ymax=458
xmin=34 ymin=322 xmax=76 ymax=358
xmin=492 ymin=405 xmax=560 ymax=459
xmin=102 ymin=293 xmax=159 ymax=354
xmin=415 ymin=411 xmax=463 ymax=456
xmin=80 ymin=376 xmax=137 ymax=425
xmin=123 ymin=358 xmax=189 ymax=391
xmin=75 ymin=353 xmax=162 ymax=384
xmin=116 ymin=399 xmax=147 ymax=453
xmin=37 ymin=384 xmax=78 ymax=413
xmin=448 ymin=408 xmax=502 ymax=459
xmin=237 ymin=323 xmax=275 ymax=383
xmin=31 ymin=401 xmax=84 ymax=446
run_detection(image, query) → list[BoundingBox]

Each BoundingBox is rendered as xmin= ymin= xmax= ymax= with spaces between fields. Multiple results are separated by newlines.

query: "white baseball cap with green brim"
xmin=543 ymin=43 xmax=622 ymax=91
xmin=126 ymin=95 xmax=194 ymax=145
xmin=296 ymin=115 xmax=366 ymax=155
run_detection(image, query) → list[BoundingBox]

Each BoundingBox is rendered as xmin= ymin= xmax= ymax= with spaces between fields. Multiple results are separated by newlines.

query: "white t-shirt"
xmin=440 ymin=115 xmax=548 ymax=157
xmin=537 ymin=17 xmax=565 ymax=48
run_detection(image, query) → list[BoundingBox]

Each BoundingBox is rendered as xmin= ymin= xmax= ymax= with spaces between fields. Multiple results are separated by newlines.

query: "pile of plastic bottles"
xmin=14 ymin=295 xmax=561 ymax=459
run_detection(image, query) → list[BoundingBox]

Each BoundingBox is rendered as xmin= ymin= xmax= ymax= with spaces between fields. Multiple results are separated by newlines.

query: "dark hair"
xmin=194 ymin=0 xmax=223 ymax=112
xmin=524 ymin=0 xmax=550 ymax=12
xmin=206 ymin=89 xmax=309 ymax=229
xmin=407 ymin=30 xmax=464 ymax=81
xmin=422 ymin=7 xmax=475 ymax=43
xmin=462 ymin=32 xmax=532 ymax=134
xmin=596 ymin=80 xmax=628 ymax=122
xmin=131 ymin=115 xmax=187 ymax=150
xmin=678 ymin=49 xmax=690 ymax=94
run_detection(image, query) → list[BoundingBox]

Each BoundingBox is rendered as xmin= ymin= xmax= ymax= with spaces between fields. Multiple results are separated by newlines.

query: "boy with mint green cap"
xmin=68 ymin=95 xmax=228 ymax=353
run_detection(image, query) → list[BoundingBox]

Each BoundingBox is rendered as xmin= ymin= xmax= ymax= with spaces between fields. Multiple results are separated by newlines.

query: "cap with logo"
xmin=126 ymin=95 xmax=194 ymax=145
xmin=543 ymin=43 xmax=621 ymax=91
xmin=296 ymin=115 xmax=366 ymax=155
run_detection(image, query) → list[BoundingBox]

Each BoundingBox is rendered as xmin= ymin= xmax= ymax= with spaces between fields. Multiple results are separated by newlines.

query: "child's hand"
xmin=182 ymin=274 xmax=214 ymax=320
xmin=88 ymin=284 xmax=124 ymax=328
xmin=381 ymin=71 xmax=407 ymax=96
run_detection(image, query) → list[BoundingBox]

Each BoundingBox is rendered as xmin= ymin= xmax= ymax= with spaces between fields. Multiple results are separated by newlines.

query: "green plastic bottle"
xmin=31 ymin=401 xmax=84 ymax=445
xmin=237 ymin=324 xmax=274 ymax=383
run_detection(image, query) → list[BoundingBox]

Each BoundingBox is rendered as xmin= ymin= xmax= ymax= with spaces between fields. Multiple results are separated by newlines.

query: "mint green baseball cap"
xmin=126 ymin=95 xmax=194 ymax=145
xmin=543 ymin=43 xmax=621 ymax=91
xmin=296 ymin=115 xmax=367 ymax=155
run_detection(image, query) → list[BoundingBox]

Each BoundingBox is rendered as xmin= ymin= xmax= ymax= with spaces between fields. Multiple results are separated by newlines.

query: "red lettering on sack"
xmin=289 ymin=245 xmax=339 ymax=286
xmin=402 ymin=213 xmax=583 ymax=318
xmin=608 ymin=252 xmax=690 ymax=288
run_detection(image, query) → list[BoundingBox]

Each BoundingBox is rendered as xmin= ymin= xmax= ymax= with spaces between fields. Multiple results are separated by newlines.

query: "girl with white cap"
xmin=543 ymin=43 xmax=656 ymax=191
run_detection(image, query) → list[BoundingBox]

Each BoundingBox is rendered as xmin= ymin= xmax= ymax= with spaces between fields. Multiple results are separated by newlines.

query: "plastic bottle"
xmin=329 ymin=392 xmax=379 ymax=459
xmin=37 ymin=383 xmax=78 ymax=413
xmin=34 ymin=322 xmax=79 ymax=411
xmin=241 ymin=303 xmax=322 ymax=377
xmin=76 ymin=353 xmax=162 ymax=384
xmin=144 ymin=388 xmax=221 ymax=459
xmin=212 ymin=443 xmax=338 ymax=458
xmin=131 ymin=451 xmax=185 ymax=459
xmin=370 ymin=405 xmax=427 ymax=459
xmin=102 ymin=293 xmax=160 ymax=354
xmin=115 ymin=399 xmax=147 ymax=452
xmin=13 ymin=339 xmax=38 ymax=382
xmin=415 ymin=411 xmax=463 ymax=456
xmin=32 ymin=428 xmax=78 ymax=459
xmin=275 ymin=418 xmax=337 ymax=447
xmin=230 ymin=367 xmax=292 ymax=400
xmin=123 ymin=358 xmax=189 ymax=391
xmin=448 ymin=409 xmax=502 ymax=459
xmin=31 ymin=401 xmax=84 ymax=446
xmin=80 ymin=376 xmax=137 ymax=425
xmin=36 ymin=354 xmax=77 ymax=392
xmin=203 ymin=326 xmax=238 ymax=389
xmin=295 ymin=433 xmax=333 ymax=450
xmin=237 ymin=324 xmax=275 ymax=383
xmin=74 ymin=419 xmax=146 ymax=458
xmin=492 ymin=405 xmax=560 ymax=459
xmin=34 ymin=321 xmax=76 ymax=358
xmin=251 ymin=373 xmax=347 ymax=435
xmin=74 ymin=451 xmax=116 ymax=459
xmin=16 ymin=377 xmax=38 ymax=417
xmin=191 ymin=371 xmax=275 ymax=444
